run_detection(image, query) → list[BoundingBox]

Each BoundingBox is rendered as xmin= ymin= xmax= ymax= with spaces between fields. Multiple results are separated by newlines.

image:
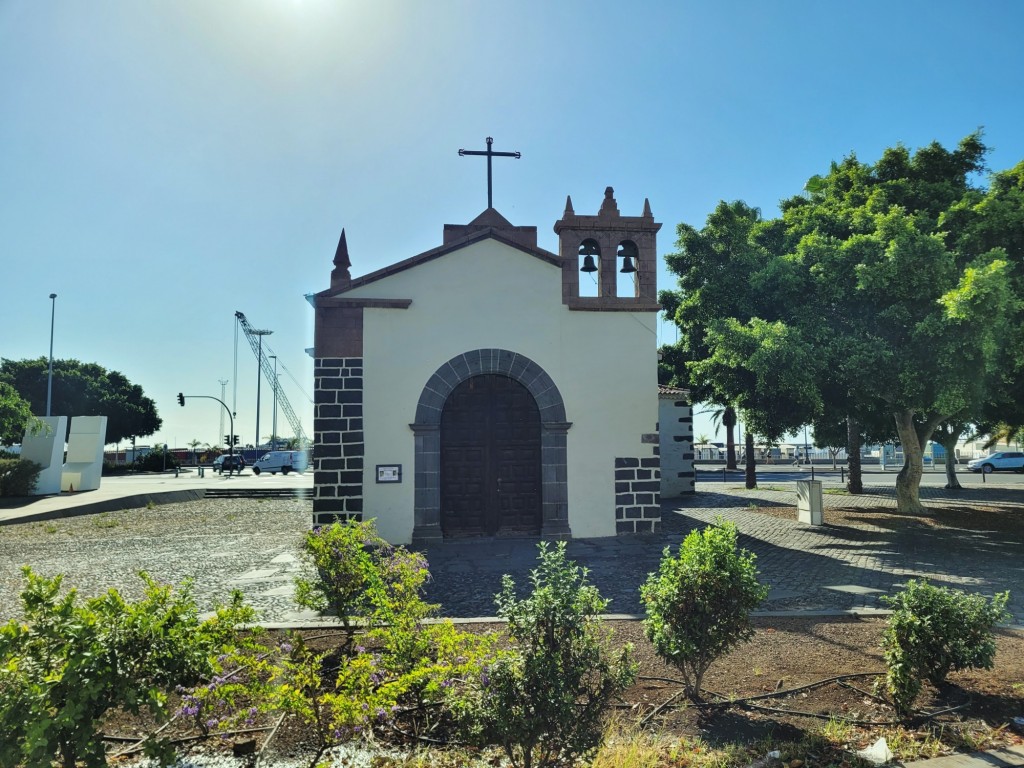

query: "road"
xmin=695 ymin=462 xmax=1024 ymax=487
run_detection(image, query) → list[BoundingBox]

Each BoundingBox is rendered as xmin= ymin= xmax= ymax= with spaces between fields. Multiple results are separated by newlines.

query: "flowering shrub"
xmin=0 ymin=567 xmax=252 ymax=768
xmin=188 ymin=519 xmax=497 ymax=761
xmin=881 ymin=579 xmax=1010 ymax=715
xmin=641 ymin=518 xmax=768 ymax=702
xmin=294 ymin=520 xmax=391 ymax=645
xmin=453 ymin=542 xmax=635 ymax=768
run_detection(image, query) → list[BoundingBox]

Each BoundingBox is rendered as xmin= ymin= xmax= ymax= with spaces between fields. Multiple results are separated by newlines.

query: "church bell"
xmin=618 ymin=241 xmax=638 ymax=274
xmin=579 ymin=240 xmax=599 ymax=273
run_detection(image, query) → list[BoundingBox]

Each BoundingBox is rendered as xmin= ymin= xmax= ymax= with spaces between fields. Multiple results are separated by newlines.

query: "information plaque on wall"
xmin=376 ymin=464 xmax=402 ymax=483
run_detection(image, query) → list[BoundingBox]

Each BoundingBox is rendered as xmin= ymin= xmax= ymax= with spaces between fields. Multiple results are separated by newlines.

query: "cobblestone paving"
xmin=0 ymin=484 xmax=1020 ymax=624
xmin=422 ymin=484 xmax=1024 ymax=621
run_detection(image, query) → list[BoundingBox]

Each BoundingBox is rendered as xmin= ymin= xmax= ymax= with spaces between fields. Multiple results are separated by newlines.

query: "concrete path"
xmin=0 ymin=468 xmax=312 ymax=525
xmin=903 ymin=745 xmax=1024 ymax=768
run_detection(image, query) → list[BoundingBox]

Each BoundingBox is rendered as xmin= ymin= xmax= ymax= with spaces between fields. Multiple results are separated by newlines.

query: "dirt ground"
xmin=101 ymin=616 xmax=1024 ymax=766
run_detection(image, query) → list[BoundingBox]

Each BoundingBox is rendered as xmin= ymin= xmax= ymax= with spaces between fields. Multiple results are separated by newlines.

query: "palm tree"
xmin=186 ymin=438 xmax=202 ymax=466
xmin=708 ymin=406 xmax=738 ymax=470
xmin=982 ymin=423 xmax=1024 ymax=450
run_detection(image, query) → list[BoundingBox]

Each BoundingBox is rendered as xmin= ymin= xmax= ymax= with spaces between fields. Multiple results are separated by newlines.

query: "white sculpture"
xmin=20 ymin=416 xmax=68 ymax=496
xmin=61 ymin=415 xmax=108 ymax=492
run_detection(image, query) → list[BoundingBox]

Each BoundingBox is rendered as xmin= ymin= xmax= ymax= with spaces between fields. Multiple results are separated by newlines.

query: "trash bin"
xmin=796 ymin=480 xmax=823 ymax=525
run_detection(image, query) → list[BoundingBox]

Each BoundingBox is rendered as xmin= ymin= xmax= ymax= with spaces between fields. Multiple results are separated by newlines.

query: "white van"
xmin=252 ymin=450 xmax=309 ymax=476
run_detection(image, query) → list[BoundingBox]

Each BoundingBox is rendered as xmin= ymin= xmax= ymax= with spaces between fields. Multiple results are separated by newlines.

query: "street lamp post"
xmin=253 ymin=329 xmax=272 ymax=455
xmin=46 ymin=293 xmax=57 ymax=417
xmin=269 ymin=355 xmax=278 ymax=450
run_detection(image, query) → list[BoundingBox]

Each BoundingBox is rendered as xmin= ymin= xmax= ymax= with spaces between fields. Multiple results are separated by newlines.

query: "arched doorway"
xmin=440 ymin=374 xmax=541 ymax=536
xmin=410 ymin=349 xmax=571 ymax=547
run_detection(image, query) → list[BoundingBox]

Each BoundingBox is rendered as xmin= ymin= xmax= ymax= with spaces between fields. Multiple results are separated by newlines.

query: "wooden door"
xmin=440 ymin=375 xmax=541 ymax=536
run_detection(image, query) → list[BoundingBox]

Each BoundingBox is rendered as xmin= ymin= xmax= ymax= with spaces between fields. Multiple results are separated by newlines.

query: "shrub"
xmin=0 ymin=567 xmax=252 ymax=768
xmin=101 ymin=460 xmax=131 ymax=476
xmin=132 ymin=448 xmax=179 ymax=472
xmin=294 ymin=519 xmax=392 ymax=645
xmin=881 ymin=579 xmax=1010 ymax=715
xmin=640 ymin=518 xmax=769 ymax=702
xmin=0 ymin=457 xmax=42 ymax=496
xmin=192 ymin=524 xmax=494 ymax=763
xmin=454 ymin=542 xmax=635 ymax=768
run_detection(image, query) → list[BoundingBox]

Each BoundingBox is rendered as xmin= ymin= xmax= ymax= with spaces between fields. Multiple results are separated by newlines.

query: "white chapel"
xmin=309 ymin=186 xmax=693 ymax=546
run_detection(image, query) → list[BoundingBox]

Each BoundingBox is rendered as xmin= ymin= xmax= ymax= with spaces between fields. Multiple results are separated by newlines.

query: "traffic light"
xmin=225 ymin=434 xmax=232 ymax=447
xmin=177 ymin=392 xmax=185 ymax=406
xmin=233 ymin=435 xmax=240 ymax=445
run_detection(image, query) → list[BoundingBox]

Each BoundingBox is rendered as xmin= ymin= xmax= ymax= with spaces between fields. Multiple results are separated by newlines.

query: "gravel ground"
xmin=0 ymin=498 xmax=314 ymax=623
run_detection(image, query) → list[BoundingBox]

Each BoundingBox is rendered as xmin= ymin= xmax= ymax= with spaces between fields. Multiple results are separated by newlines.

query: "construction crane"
xmin=235 ymin=311 xmax=311 ymax=448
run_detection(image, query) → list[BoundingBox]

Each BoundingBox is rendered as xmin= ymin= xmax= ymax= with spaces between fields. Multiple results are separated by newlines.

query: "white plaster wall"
xmin=343 ymin=239 xmax=658 ymax=543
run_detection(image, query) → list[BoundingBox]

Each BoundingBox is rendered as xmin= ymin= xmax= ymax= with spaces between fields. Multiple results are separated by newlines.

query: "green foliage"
xmin=880 ymin=579 xmax=1010 ymax=715
xmin=294 ymin=519 xmax=390 ymax=644
xmin=131 ymin=446 xmax=180 ymax=472
xmin=0 ymin=457 xmax=42 ymax=496
xmin=0 ymin=381 xmax=33 ymax=446
xmin=191 ymin=520 xmax=495 ymax=760
xmin=641 ymin=519 xmax=769 ymax=702
xmin=0 ymin=357 xmax=162 ymax=444
xmin=0 ymin=567 xmax=252 ymax=768
xmin=660 ymin=134 xmax=1024 ymax=513
xmin=455 ymin=542 xmax=635 ymax=768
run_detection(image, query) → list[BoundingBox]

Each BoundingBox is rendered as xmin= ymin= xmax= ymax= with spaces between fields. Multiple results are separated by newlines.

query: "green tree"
xmin=780 ymin=135 xmax=1014 ymax=513
xmin=661 ymin=135 xmax=1020 ymax=513
xmin=0 ymin=358 xmax=161 ymax=444
xmin=660 ymin=201 xmax=822 ymax=489
xmin=0 ymin=382 xmax=34 ymax=446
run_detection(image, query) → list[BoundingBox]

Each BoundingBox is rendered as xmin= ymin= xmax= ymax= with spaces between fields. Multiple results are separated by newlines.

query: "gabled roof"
xmin=317 ymin=209 xmax=561 ymax=299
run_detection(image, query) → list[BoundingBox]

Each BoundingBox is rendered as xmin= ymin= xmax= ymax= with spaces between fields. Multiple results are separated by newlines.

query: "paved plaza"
xmin=0 ymin=473 xmax=1021 ymax=625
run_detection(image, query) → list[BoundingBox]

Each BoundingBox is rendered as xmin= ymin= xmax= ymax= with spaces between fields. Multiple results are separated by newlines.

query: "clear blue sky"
xmin=3 ymin=0 xmax=1023 ymax=449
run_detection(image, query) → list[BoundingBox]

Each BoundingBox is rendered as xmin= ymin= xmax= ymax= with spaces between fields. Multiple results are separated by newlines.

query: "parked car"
xmin=252 ymin=450 xmax=308 ymax=475
xmin=213 ymin=454 xmax=246 ymax=473
xmin=967 ymin=451 xmax=1024 ymax=473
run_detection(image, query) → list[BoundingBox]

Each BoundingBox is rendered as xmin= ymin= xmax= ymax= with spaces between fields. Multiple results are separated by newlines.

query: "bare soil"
xmin=102 ymin=616 xmax=1024 ymax=766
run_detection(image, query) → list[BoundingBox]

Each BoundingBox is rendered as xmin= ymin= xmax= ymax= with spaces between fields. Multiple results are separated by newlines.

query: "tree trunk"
xmin=725 ymin=407 xmax=738 ymax=470
xmin=943 ymin=452 xmax=961 ymax=489
xmin=893 ymin=409 xmax=926 ymax=515
xmin=846 ymin=415 xmax=863 ymax=494
xmin=744 ymin=430 xmax=757 ymax=489
xmin=939 ymin=434 xmax=962 ymax=490
xmin=59 ymin=738 xmax=77 ymax=768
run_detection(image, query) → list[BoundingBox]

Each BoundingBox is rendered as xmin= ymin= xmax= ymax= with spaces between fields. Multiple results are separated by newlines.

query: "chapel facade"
xmin=309 ymin=188 xmax=693 ymax=546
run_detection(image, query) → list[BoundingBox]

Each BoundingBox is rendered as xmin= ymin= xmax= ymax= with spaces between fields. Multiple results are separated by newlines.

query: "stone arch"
xmin=410 ymin=349 xmax=571 ymax=546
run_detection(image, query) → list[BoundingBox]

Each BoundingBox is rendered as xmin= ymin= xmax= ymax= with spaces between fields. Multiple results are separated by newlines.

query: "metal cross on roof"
xmin=458 ymin=136 xmax=521 ymax=209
